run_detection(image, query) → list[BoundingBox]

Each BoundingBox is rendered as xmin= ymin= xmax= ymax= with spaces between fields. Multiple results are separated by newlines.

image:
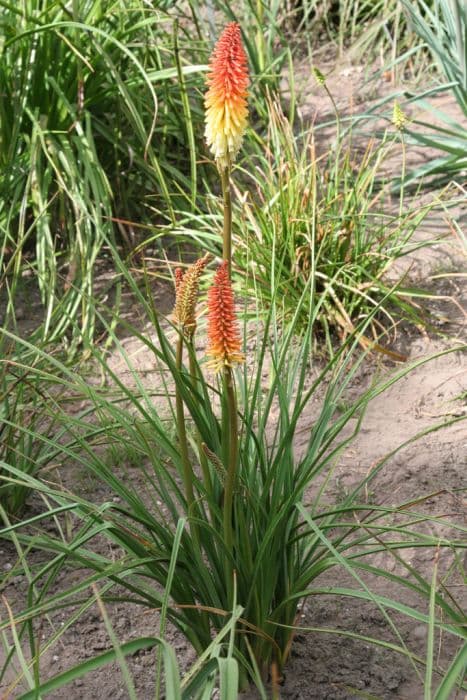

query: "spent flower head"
xmin=173 ymin=254 xmax=211 ymax=338
xmin=206 ymin=260 xmax=244 ymax=372
xmin=204 ymin=22 xmax=249 ymax=171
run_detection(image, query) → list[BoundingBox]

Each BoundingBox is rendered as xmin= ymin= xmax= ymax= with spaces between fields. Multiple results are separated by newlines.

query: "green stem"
xmin=174 ymin=339 xmax=210 ymax=643
xmin=220 ymin=161 xmax=238 ymax=600
xmin=175 ymin=333 xmax=196 ymax=519
xmin=173 ymin=20 xmax=197 ymax=210
xmin=323 ymin=83 xmax=341 ymax=192
xmin=399 ymin=132 xmax=406 ymax=220
xmin=188 ymin=347 xmax=213 ymax=499
xmin=221 ymin=165 xmax=232 ymax=274
xmin=222 ymin=365 xmax=239 ymax=562
xmin=256 ymin=0 xmax=265 ymax=74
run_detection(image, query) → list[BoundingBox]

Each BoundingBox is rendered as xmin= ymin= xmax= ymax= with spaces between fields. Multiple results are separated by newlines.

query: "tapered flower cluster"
xmin=173 ymin=254 xmax=211 ymax=338
xmin=205 ymin=22 xmax=249 ymax=170
xmin=392 ymin=100 xmax=407 ymax=131
xmin=206 ymin=261 xmax=244 ymax=372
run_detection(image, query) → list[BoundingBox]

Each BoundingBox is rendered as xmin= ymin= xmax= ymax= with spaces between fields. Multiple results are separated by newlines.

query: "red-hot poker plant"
xmin=2 ymin=22 xmax=466 ymax=700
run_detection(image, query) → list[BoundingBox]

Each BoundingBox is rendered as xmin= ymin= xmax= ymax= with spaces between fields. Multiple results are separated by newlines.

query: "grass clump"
xmin=183 ymin=95 xmax=443 ymax=356
xmin=0 ymin=0 xmax=208 ymax=351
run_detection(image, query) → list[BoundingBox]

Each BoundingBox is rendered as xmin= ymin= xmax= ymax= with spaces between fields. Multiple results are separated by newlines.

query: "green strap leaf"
xmin=18 ymin=637 xmax=160 ymax=700
xmin=433 ymin=643 xmax=467 ymax=700
xmin=218 ymin=657 xmax=239 ymax=700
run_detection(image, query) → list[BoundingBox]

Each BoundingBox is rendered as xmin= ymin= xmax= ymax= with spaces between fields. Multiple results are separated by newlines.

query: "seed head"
xmin=313 ymin=66 xmax=326 ymax=86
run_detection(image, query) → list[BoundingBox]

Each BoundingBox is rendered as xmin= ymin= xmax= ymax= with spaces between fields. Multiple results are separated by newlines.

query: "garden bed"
xmin=1 ymin=18 xmax=466 ymax=700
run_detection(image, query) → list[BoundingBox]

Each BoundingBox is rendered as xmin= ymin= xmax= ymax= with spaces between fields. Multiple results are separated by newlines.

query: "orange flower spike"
xmin=205 ymin=22 xmax=249 ymax=170
xmin=173 ymin=254 xmax=211 ymax=338
xmin=206 ymin=261 xmax=244 ymax=372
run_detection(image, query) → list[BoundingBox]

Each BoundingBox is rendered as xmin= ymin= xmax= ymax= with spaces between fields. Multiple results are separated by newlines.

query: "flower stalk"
xmin=175 ymin=333 xmax=196 ymax=517
xmin=221 ymin=164 xmax=232 ymax=276
xmin=204 ymin=20 xmax=248 ymax=600
xmin=172 ymin=255 xmax=210 ymax=529
xmin=206 ymin=260 xmax=244 ymax=561
xmin=222 ymin=364 xmax=238 ymax=563
xmin=189 ymin=349 xmax=213 ymax=499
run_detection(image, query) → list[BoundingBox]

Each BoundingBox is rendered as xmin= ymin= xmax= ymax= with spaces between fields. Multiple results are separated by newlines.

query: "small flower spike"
xmin=173 ymin=254 xmax=211 ymax=338
xmin=392 ymin=100 xmax=407 ymax=131
xmin=206 ymin=260 xmax=244 ymax=372
xmin=204 ymin=22 xmax=249 ymax=171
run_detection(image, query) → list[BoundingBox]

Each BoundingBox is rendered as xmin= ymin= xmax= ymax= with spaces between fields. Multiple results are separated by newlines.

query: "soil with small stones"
xmin=1 ymin=51 xmax=466 ymax=700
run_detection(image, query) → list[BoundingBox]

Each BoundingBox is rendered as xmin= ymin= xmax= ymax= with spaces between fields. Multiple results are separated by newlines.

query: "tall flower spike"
xmin=173 ymin=254 xmax=211 ymax=338
xmin=205 ymin=22 xmax=249 ymax=171
xmin=206 ymin=260 xmax=244 ymax=372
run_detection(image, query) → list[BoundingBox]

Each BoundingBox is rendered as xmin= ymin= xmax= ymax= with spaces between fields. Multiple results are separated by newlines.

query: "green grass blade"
xmin=17 ymin=638 xmax=160 ymax=700
xmin=433 ymin=642 xmax=467 ymax=700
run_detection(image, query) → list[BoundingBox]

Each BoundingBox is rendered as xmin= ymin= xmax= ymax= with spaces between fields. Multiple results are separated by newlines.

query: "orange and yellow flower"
xmin=204 ymin=22 xmax=249 ymax=170
xmin=206 ymin=261 xmax=244 ymax=372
